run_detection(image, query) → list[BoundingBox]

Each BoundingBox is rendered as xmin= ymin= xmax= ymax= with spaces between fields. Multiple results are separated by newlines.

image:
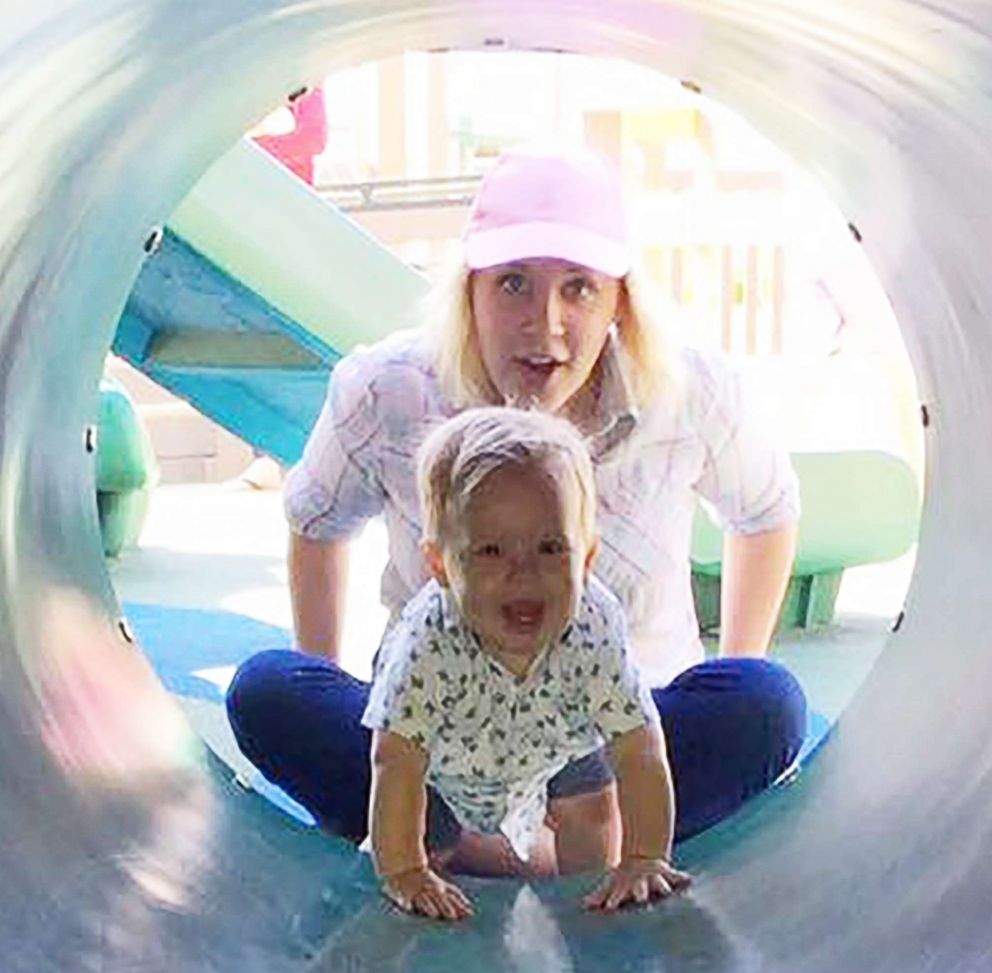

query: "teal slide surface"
xmin=113 ymin=138 xmax=429 ymax=465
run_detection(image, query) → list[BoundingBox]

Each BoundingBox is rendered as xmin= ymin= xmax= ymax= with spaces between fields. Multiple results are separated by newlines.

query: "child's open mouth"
xmin=501 ymin=599 xmax=545 ymax=632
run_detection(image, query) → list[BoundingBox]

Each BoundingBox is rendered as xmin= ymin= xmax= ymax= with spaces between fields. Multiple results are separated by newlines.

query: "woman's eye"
xmin=474 ymin=543 xmax=502 ymax=557
xmin=498 ymin=272 xmax=528 ymax=296
xmin=563 ymin=277 xmax=598 ymax=302
xmin=538 ymin=538 xmax=567 ymax=555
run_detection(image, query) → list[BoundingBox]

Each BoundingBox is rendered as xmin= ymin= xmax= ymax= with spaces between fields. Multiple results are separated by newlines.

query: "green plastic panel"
xmin=97 ymin=488 xmax=152 ymax=558
xmin=694 ymin=569 xmax=844 ymax=632
xmin=168 ymin=139 xmax=429 ymax=357
xmin=692 ymin=450 xmax=921 ymax=577
xmin=96 ymin=378 xmax=160 ymax=494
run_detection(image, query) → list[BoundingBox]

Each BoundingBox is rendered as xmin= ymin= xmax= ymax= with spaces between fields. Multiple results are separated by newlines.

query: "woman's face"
xmin=469 ymin=258 xmax=623 ymax=414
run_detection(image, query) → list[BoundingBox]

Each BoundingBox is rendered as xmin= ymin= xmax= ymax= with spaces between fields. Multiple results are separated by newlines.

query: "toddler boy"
xmin=363 ymin=406 xmax=690 ymax=920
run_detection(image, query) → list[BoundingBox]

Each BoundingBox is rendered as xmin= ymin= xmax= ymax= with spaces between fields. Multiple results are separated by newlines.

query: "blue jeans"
xmin=225 ymin=651 xmax=806 ymax=845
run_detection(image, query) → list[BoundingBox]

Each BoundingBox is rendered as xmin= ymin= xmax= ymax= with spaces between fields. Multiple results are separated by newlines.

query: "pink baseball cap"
xmin=462 ymin=144 xmax=632 ymax=278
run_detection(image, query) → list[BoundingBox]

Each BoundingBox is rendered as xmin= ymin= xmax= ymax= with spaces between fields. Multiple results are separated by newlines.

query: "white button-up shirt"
xmin=361 ymin=576 xmax=658 ymax=860
xmin=285 ymin=328 xmax=799 ymax=685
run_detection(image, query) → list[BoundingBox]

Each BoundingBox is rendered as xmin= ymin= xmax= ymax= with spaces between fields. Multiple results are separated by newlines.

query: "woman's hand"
xmin=582 ymin=856 xmax=692 ymax=912
xmin=383 ymin=865 xmax=475 ymax=921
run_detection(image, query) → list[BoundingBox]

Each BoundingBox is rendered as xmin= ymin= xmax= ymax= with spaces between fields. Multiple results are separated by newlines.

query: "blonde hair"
xmin=425 ymin=254 xmax=684 ymax=410
xmin=416 ymin=406 xmax=597 ymax=551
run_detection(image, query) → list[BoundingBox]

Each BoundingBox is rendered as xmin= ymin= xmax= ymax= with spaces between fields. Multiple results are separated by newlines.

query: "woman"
xmin=227 ymin=144 xmax=806 ymax=861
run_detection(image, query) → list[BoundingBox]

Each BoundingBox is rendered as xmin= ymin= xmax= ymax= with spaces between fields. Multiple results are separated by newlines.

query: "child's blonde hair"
xmin=416 ymin=406 xmax=597 ymax=551
xmin=424 ymin=256 xmax=684 ymax=410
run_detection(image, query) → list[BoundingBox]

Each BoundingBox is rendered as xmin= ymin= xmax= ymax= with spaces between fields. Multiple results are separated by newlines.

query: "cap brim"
xmin=464 ymin=221 xmax=629 ymax=278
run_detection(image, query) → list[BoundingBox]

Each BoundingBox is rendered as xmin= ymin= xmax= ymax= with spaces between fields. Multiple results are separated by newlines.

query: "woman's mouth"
xmin=516 ymin=354 xmax=565 ymax=380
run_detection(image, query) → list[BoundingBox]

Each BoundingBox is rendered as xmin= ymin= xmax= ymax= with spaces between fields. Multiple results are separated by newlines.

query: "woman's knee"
xmin=660 ymin=658 xmax=806 ymax=745
xmin=225 ymin=648 xmax=370 ymax=759
xmin=224 ymin=650 xmax=373 ymax=837
xmin=655 ymin=658 xmax=808 ymax=800
xmin=737 ymin=659 xmax=808 ymax=760
xmin=225 ymin=649 xmax=305 ymax=728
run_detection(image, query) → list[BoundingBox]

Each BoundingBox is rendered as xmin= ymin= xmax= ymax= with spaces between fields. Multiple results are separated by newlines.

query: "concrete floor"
xmin=110 ymin=480 xmax=390 ymax=681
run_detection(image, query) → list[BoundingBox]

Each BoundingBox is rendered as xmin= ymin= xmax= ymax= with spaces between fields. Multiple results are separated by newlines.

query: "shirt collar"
xmin=442 ymin=325 xmax=639 ymax=458
xmin=569 ymin=327 xmax=639 ymax=460
xmin=436 ymin=584 xmax=488 ymax=666
xmin=436 ymin=583 xmax=579 ymax=683
xmin=437 ymin=583 xmax=466 ymax=636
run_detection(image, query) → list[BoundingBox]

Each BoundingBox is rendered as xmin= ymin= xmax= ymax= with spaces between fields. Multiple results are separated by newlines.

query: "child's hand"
xmin=382 ymin=865 xmax=475 ymax=921
xmin=582 ymin=856 xmax=692 ymax=912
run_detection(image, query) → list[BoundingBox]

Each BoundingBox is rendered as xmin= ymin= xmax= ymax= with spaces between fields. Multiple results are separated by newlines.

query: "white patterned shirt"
xmin=361 ymin=576 xmax=658 ymax=860
xmin=285 ymin=328 xmax=799 ymax=686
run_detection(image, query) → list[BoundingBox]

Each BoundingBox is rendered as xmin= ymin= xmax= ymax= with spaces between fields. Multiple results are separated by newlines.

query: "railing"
xmin=316 ymin=174 xmax=483 ymax=212
xmin=317 ymin=175 xmax=786 ymax=356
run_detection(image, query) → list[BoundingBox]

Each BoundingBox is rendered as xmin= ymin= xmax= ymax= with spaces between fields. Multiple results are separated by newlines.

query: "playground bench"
xmin=96 ymin=377 xmax=160 ymax=557
xmin=691 ymin=450 xmax=921 ymax=632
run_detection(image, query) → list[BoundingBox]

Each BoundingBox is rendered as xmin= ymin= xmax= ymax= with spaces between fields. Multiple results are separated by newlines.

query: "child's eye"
xmin=474 ymin=542 xmax=503 ymax=557
xmin=498 ymin=272 xmax=528 ymax=296
xmin=538 ymin=538 xmax=568 ymax=556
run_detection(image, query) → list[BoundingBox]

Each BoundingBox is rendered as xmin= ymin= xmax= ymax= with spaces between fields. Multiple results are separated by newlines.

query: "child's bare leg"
xmin=546 ymin=783 xmax=621 ymax=875
xmin=446 ymin=785 xmax=620 ymax=878
xmin=427 ymin=844 xmax=458 ymax=874
xmin=444 ymin=826 xmax=558 ymax=878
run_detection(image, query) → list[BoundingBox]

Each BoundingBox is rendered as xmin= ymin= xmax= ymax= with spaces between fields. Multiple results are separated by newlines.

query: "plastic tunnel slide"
xmin=2 ymin=3 xmax=992 ymax=972
xmin=114 ymin=136 xmax=428 ymax=465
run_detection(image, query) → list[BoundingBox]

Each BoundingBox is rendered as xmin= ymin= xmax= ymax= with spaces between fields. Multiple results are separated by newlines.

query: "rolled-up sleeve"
xmin=690 ymin=350 xmax=800 ymax=535
xmin=284 ymin=349 xmax=386 ymax=541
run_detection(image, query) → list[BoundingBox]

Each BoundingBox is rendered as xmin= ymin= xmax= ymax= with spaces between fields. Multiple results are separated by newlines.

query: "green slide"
xmin=113 ymin=138 xmax=429 ymax=466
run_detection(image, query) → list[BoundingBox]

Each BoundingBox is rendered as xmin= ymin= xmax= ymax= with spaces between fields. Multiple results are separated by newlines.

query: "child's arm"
xmin=582 ymin=724 xmax=692 ymax=911
xmin=369 ymin=729 xmax=474 ymax=921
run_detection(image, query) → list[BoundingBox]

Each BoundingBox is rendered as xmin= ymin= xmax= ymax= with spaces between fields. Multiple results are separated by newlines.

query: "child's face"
xmin=425 ymin=459 xmax=597 ymax=672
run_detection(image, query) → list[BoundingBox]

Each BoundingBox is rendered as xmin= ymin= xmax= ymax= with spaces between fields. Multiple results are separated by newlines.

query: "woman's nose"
xmin=526 ymin=287 xmax=565 ymax=338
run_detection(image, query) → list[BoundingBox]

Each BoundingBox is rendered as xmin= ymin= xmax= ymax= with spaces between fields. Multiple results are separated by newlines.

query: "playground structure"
xmin=251 ymin=85 xmax=328 ymax=186
xmin=691 ymin=450 xmax=921 ymax=631
xmin=94 ymin=377 xmax=160 ymax=557
xmin=1 ymin=3 xmax=991 ymax=972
